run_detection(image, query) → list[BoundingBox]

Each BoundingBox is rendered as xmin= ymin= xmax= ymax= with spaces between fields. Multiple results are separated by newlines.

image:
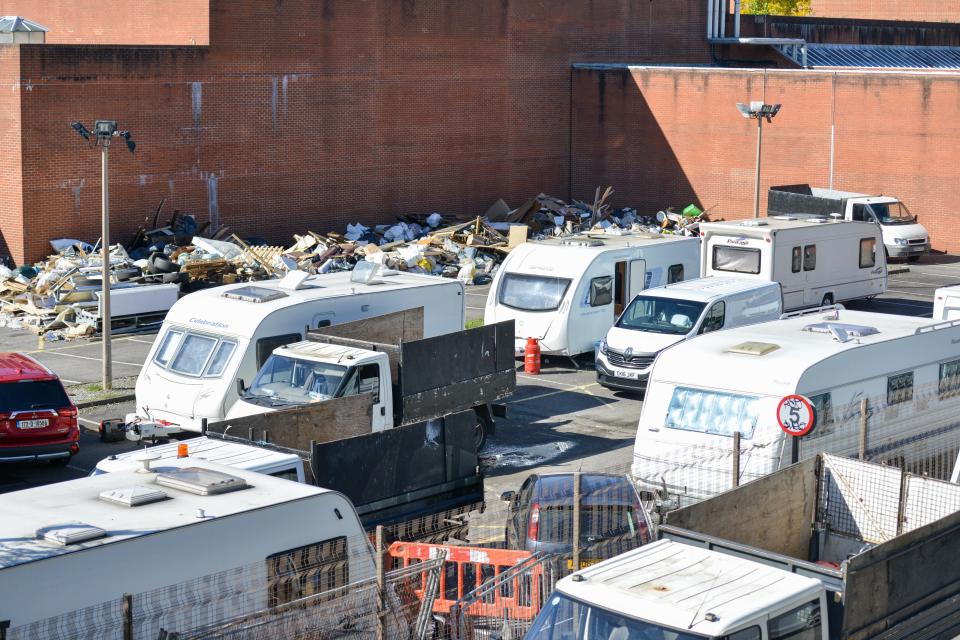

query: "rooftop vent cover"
xmin=560 ymin=238 xmax=604 ymax=247
xmin=738 ymin=220 xmax=768 ymax=227
xmin=726 ymin=341 xmax=780 ymax=356
xmin=803 ymin=322 xmax=879 ymax=338
xmin=803 ymin=218 xmax=829 ymax=224
xmin=222 ymin=286 xmax=288 ymax=303
xmin=772 ymin=215 xmax=797 ymax=221
xmin=156 ymin=467 xmax=248 ymax=496
xmin=39 ymin=522 xmax=106 ymax=546
xmin=99 ymin=485 xmax=169 ymax=507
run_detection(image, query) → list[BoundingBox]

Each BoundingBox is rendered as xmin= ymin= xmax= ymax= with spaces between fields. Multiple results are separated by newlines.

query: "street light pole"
xmin=100 ymin=139 xmax=112 ymax=390
xmin=754 ymin=114 xmax=763 ymax=219
xmin=736 ymin=101 xmax=782 ymax=220
xmin=70 ymin=120 xmax=135 ymax=392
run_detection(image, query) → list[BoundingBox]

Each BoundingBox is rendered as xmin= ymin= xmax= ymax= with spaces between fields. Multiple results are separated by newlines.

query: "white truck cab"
xmin=528 ymin=539 xmax=827 ymax=640
xmin=596 ymin=278 xmax=782 ymax=393
xmin=225 ymin=340 xmax=393 ymax=431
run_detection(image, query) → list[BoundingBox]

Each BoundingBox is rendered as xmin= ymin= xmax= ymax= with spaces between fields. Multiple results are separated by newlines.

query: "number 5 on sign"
xmin=777 ymin=394 xmax=816 ymax=437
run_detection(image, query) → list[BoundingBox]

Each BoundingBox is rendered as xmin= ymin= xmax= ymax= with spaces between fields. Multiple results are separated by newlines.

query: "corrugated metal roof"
xmin=0 ymin=16 xmax=47 ymax=33
xmin=782 ymin=43 xmax=960 ymax=69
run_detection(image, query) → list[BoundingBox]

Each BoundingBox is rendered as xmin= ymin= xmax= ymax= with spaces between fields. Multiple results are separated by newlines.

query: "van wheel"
xmin=821 ymin=294 xmax=834 ymax=307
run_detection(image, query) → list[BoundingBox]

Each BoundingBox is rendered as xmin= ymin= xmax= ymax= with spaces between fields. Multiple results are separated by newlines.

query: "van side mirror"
xmin=500 ymin=490 xmax=516 ymax=503
xmin=236 ymin=378 xmax=246 ymax=395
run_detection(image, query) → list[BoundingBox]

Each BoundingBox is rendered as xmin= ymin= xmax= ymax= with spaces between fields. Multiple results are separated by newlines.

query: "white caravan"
xmin=632 ymin=307 xmax=960 ymax=508
xmin=90 ymin=436 xmax=305 ymax=482
xmin=595 ymin=277 xmax=782 ymax=392
xmin=484 ymin=232 xmax=700 ymax=357
xmin=0 ymin=458 xmax=373 ymax=631
xmin=133 ymin=270 xmax=464 ymax=432
xmin=699 ymin=217 xmax=886 ymax=311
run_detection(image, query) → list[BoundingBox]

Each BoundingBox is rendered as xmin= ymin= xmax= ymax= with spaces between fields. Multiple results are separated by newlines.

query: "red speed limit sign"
xmin=777 ymin=394 xmax=815 ymax=437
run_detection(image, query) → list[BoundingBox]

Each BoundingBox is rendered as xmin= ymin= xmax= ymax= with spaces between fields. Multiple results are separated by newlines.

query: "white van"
xmin=484 ymin=232 xmax=700 ymax=357
xmin=90 ymin=436 xmax=305 ymax=482
xmin=595 ymin=277 xmax=782 ymax=392
xmin=700 ymin=217 xmax=886 ymax=311
xmin=0 ymin=458 xmax=373 ymax=631
xmin=132 ymin=270 xmax=464 ymax=432
xmin=632 ymin=308 xmax=960 ymax=508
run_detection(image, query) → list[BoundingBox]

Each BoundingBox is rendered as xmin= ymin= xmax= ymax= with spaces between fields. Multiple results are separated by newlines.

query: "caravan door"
xmin=615 ymin=259 xmax=646 ymax=317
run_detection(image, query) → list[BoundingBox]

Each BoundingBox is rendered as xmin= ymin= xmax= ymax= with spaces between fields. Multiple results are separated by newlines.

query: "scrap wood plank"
xmin=207 ymin=393 xmax=374 ymax=451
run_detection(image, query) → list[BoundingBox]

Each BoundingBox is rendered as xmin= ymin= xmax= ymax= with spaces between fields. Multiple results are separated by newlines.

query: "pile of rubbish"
xmin=0 ymin=188 xmax=711 ymax=341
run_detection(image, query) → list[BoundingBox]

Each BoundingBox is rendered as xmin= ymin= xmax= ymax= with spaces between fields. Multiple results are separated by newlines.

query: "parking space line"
xmin=60 ymin=378 xmax=83 ymax=385
xmin=78 ymin=417 xmax=100 ymax=427
xmin=513 ymin=382 xmax=602 ymax=405
xmin=518 ymin=373 xmax=589 ymax=388
xmin=67 ymin=464 xmax=91 ymax=473
xmin=41 ymin=351 xmax=143 ymax=368
xmin=25 ymin=335 xmax=149 ymax=356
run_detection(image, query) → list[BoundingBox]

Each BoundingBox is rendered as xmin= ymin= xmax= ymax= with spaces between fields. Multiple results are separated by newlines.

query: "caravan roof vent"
xmin=156 ymin=467 xmax=248 ymax=496
xmin=737 ymin=220 xmax=768 ymax=227
xmin=99 ymin=485 xmax=169 ymax=507
xmin=802 ymin=218 xmax=829 ymax=224
xmin=772 ymin=215 xmax=797 ymax=221
xmin=39 ymin=522 xmax=106 ymax=546
xmin=803 ymin=322 xmax=879 ymax=338
xmin=726 ymin=341 xmax=780 ymax=356
xmin=222 ymin=286 xmax=288 ymax=303
xmin=560 ymin=238 xmax=604 ymax=247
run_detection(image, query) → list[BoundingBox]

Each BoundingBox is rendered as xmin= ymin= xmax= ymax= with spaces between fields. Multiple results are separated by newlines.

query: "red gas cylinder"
xmin=524 ymin=337 xmax=541 ymax=375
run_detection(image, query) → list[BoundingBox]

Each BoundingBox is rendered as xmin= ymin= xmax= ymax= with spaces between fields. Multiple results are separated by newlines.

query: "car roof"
xmin=0 ymin=352 xmax=56 ymax=383
xmin=531 ymin=473 xmax=638 ymax=504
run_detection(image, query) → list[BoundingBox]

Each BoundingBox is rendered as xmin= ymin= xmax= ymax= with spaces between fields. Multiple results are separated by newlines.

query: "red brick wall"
xmin=0 ymin=0 xmax=209 ymax=45
xmin=808 ymin=0 xmax=959 ymax=23
xmin=572 ymin=66 xmax=960 ymax=253
xmin=11 ymin=0 xmax=712 ymax=263
xmin=0 ymin=47 xmax=22 ymax=261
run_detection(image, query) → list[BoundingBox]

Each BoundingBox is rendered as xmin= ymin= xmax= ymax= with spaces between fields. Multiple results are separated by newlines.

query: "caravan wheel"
xmin=821 ymin=294 xmax=834 ymax=307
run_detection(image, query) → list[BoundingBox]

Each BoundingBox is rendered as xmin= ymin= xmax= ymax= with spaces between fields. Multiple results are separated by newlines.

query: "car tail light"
xmin=633 ymin=498 xmax=650 ymax=543
xmin=70 ymin=443 xmax=80 ymax=455
xmin=527 ymin=502 xmax=540 ymax=542
xmin=59 ymin=406 xmax=78 ymax=417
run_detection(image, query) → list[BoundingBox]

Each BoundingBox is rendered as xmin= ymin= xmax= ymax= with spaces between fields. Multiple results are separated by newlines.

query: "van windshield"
xmin=617 ymin=295 xmax=706 ymax=335
xmin=870 ymin=202 xmax=915 ymax=226
xmin=499 ymin=273 xmax=571 ymax=312
xmin=243 ymin=355 xmax=348 ymax=408
xmin=666 ymin=386 xmax=760 ymax=438
xmin=527 ymin=593 xmax=708 ymax=640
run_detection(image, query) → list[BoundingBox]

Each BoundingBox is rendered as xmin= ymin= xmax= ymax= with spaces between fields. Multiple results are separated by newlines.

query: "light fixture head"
xmin=94 ymin=120 xmax=117 ymax=138
xmin=70 ymin=121 xmax=90 ymax=140
xmin=120 ymin=130 xmax=136 ymax=153
xmin=736 ymin=102 xmax=753 ymax=119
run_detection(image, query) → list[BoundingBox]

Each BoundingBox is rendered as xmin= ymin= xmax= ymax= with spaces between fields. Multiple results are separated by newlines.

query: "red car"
xmin=0 ymin=353 xmax=79 ymax=464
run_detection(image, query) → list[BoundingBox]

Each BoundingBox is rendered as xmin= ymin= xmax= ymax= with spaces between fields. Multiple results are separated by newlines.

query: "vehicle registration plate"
xmin=614 ymin=370 xmax=638 ymax=379
xmin=567 ymin=558 xmax=601 ymax=570
xmin=17 ymin=419 xmax=49 ymax=429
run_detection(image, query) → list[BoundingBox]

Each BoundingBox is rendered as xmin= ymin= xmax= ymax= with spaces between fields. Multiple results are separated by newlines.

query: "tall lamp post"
xmin=70 ymin=120 xmax=136 ymax=390
xmin=736 ymin=101 xmax=781 ymax=219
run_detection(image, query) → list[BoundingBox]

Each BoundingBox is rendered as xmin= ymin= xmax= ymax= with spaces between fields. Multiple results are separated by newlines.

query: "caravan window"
xmin=665 ymin=386 xmax=760 ymax=438
xmin=499 ymin=273 xmax=571 ymax=312
xmin=267 ymin=536 xmax=349 ymax=606
xmin=713 ymin=246 xmax=761 ymax=275
xmin=588 ymin=276 xmax=613 ymax=307
xmin=257 ymin=333 xmax=302 ymax=369
xmin=791 ymin=247 xmax=802 ymax=273
xmin=940 ymin=359 xmax=960 ymax=398
xmin=887 ymin=372 xmax=914 ymax=405
xmin=803 ymin=245 xmax=817 ymax=271
xmin=859 ymin=238 xmax=877 ymax=268
xmin=153 ymin=328 xmax=237 ymax=378
xmin=667 ymin=264 xmax=684 ymax=284
xmin=808 ymin=393 xmax=834 ymax=428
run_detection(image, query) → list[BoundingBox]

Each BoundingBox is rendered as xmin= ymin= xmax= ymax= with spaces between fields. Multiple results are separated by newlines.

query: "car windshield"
xmin=871 ymin=202 xmax=914 ymax=225
xmin=665 ymin=386 xmax=760 ymax=439
xmin=0 ymin=380 xmax=70 ymax=412
xmin=526 ymin=593 xmax=708 ymax=640
xmin=243 ymin=355 xmax=348 ymax=408
xmin=534 ymin=475 xmax=648 ymax=544
xmin=617 ymin=295 xmax=707 ymax=335
xmin=499 ymin=273 xmax=572 ymax=312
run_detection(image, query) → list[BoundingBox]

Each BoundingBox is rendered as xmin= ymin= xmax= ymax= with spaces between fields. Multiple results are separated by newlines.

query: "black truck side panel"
xmin=769 ymin=184 xmax=845 ymax=217
xmin=310 ymin=410 xmax=482 ymax=528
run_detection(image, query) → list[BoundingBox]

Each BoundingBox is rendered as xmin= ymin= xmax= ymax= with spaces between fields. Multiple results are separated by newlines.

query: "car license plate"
xmin=17 ymin=418 xmax=49 ymax=429
xmin=614 ymin=370 xmax=638 ymax=379
xmin=567 ymin=558 xmax=601 ymax=570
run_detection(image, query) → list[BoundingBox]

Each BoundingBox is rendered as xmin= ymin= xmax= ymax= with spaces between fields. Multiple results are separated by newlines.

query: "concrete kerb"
xmin=74 ymin=393 xmax=136 ymax=409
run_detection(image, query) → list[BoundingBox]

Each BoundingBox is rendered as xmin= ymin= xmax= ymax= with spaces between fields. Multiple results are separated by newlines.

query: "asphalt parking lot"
xmin=1 ymin=258 xmax=958 ymax=498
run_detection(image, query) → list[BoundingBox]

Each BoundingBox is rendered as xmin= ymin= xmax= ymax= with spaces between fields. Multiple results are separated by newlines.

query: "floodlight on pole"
xmin=69 ymin=120 xmax=136 ymax=391
xmin=736 ymin=101 xmax=782 ymax=218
